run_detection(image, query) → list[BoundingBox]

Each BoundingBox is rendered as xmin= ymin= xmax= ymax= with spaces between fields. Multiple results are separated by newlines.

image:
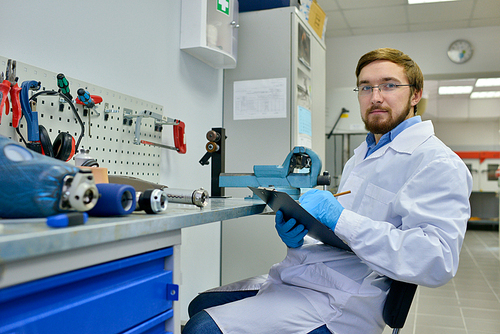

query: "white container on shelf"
xmin=180 ymin=0 xmax=239 ymax=69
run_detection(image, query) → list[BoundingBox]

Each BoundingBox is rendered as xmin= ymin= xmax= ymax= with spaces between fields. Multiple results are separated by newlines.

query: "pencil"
xmin=334 ymin=190 xmax=351 ymax=197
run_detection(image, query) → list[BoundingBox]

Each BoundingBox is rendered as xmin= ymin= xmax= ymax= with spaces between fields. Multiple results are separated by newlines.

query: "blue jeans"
xmin=183 ymin=291 xmax=331 ymax=334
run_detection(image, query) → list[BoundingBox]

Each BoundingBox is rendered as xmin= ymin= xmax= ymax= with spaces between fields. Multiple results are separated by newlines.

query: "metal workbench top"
xmin=0 ymin=198 xmax=269 ymax=264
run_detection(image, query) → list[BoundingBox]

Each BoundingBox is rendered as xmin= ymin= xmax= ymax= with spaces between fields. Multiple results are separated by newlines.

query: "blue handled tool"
xmin=0 ymin=212 xmax=88 ymax=227
xmin=46 ymin=212 xmax=88 ymax=227
xmin=77 ymin=88 xmax=95 ymax=108
xmin=20 ymin=80 xmax=41 ymax=141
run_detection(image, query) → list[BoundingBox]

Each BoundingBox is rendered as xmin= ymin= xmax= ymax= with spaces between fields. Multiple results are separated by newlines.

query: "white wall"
xmin=0 ymin=0 xmax=222 ymax=322
xmin=325 ymin=26 xmax=500 ymax=149
xmin=433 ymin=120 xmax=500 ymax=150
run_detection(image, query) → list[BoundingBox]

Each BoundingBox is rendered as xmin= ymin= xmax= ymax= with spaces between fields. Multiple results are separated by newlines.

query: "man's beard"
xmin=363 ymin=99 xmax=412 ymax=135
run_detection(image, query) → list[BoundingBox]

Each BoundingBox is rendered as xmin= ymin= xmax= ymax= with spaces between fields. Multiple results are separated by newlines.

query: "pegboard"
xmin=0 ymin=56 xmax=165 ymax=183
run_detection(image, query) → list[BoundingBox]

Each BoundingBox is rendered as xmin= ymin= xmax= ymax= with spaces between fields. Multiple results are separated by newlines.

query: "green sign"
xmin=217 ymin=0 xmax=229 ymax=16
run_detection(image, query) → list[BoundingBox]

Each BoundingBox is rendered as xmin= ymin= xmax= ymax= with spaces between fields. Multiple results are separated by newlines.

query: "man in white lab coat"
xmin=183 ymin=48 xmax=472 ymax=334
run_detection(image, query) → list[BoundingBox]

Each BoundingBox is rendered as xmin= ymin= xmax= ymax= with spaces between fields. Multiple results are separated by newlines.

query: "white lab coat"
xmin=207 ymin=120 xmax=472 ymax=334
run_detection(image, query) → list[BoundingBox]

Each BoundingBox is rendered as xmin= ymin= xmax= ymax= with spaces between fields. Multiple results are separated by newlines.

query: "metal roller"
xmin=164 ymin=188 xmax=209 ymax=207
xmin=206 ymin=130 xmax=220 ymax=142
xmin=206 ymin=141 xmax=219 ymax=153
xmin=135 ymin=189 xmax=168 ymax=214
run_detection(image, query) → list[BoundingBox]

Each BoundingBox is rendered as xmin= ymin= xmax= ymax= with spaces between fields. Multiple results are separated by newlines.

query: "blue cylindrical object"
xmin=88 ymin=183 xmax=136 ymax=216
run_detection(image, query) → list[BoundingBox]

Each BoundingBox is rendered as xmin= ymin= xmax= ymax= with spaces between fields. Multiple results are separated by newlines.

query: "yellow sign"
xmin=308 ymin=1 xmax=326 ymax=38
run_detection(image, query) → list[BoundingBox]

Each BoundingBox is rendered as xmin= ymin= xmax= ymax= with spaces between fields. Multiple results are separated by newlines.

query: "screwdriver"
xmin=0 ymin=212 xmax=88 ymax=228
xmin=77 ymin=88 xmax=95 ymax=108
xmin=57 ymin=73 xmax=73 ymax=100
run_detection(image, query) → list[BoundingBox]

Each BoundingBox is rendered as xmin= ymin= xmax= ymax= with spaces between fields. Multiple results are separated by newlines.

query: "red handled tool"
xmin=0 ymin=60 xmax=22 ymax=127
xmin=173 ymin=120 xmax=186 ymax=154
xmin=0 ymin=76 xmax=8 ymax=124
xmin=126 ymin=110 xmax=187 ymax=154
xmin=141 ymin=119 xmax=186 ymax=154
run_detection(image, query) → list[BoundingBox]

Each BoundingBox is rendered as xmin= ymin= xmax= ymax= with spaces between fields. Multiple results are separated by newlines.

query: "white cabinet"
xmin=220 ymin=6 xmax=326 ymax=284
xmin=460 ymin=153 xmax=500 ymax=192
xmin=180 ymin=0 xmax=239 ymax=69
xmin=477 ymin=159 xmax=500 ymax=192
xmin=222 ymin=6 xmax=326 ymax=169
xmin=462 ymin=158 xmax=481 ymax=192
xmin=459 ymin=153 xmax=500 ymax=226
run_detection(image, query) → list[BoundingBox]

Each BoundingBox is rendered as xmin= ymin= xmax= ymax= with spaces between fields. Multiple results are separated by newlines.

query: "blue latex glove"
xmin=275 ymin=210 xmax=309 ymax=248
xmin=300 ymin=189 xmax=344 ymax=231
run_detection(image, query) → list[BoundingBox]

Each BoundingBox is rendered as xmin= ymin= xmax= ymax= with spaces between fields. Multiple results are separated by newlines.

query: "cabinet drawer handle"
xmin=167 ymin=284 xmax=179 ymax=301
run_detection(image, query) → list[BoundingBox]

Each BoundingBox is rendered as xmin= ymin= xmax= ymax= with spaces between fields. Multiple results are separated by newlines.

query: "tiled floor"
xmin=383 ymin=229 xmax=500 ymax=334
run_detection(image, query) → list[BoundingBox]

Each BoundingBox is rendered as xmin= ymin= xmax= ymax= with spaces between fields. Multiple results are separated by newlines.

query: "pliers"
xmin=0 ymin=59 xmax=22 ymax=127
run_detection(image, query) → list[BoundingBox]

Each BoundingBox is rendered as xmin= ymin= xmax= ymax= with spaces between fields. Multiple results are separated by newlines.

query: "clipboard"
xmin=249 ymin=186 xmax=352 ymax=251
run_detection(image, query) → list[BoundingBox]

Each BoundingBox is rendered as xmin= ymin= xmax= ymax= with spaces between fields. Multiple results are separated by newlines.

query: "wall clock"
xmin=447 ymin=39 xmax=473 ymax=64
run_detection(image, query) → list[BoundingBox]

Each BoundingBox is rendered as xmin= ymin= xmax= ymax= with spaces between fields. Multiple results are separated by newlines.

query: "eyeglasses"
xmin=354 ymin=83 xmax=414 ymax=96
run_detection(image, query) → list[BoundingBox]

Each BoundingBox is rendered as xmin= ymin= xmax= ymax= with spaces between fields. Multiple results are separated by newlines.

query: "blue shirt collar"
xmin=365 ymin=116 xmax=421 ymax=158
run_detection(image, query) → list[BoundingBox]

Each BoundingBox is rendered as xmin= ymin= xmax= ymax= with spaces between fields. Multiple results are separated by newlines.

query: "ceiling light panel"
xmin=438 ymin=86 xmax=474 ymax=95
xmin=470 ymin=91 xmax=500 ymax=99
xmin=476 ymin=78 xmax=500 ymax=87
xmin=408 ymin=0 xmax=458 ymax=4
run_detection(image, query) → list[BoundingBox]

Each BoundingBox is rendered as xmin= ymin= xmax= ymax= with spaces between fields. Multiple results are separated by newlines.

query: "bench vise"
xmin=219 ymin=146 xmax=330 ymax=199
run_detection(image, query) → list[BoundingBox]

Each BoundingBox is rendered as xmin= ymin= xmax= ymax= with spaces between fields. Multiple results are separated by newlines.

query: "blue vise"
xmin=219 ymin=146 xmax=330 ymax=199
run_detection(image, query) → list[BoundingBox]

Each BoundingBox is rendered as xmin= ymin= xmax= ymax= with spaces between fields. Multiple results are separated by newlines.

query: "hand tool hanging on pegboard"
xmin=18 ymin=79 xmax=41 ymax=142
xmin=76 ymin=88 xmax=103 ymax=115
xmin=0 ymin=59 xmax=22 ymax=127
xmin=124 ymin=110 xmax=187 ymax=154
xmin=76 ymin=87 xmax=103 ymax=138
xmin=57 ymin=73 xmax=73 ymax=100
xmin=15 ymin=72 xmax=85 ymax=161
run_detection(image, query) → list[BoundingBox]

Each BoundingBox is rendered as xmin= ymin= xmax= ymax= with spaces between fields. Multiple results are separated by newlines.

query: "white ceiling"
xmin=316 ymin=0 xmax=500 ymax=37
xmin=426 ymin=77 xmax=498 ymax=99
xmin=315 ymin=0 xmax=500 ymax=106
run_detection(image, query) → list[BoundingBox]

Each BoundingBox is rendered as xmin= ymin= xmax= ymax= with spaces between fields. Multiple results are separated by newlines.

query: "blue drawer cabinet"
xmin=0 ymin=247 xmax=178 ymax=334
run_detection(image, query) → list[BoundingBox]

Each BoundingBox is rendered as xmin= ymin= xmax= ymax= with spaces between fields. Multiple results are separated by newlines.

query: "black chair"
xmin=383 ymin=280 xmax=418 ymax=333
xmin=195 ymin=276 xmax=418 ymax=333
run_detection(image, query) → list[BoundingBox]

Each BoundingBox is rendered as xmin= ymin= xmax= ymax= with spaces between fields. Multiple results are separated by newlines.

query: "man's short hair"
xmin=355 ymin=48 xmax=424 ymax=97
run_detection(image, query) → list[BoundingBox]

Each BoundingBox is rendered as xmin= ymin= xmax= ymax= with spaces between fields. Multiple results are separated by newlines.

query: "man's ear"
xmin=411 ymin=89 xmax=423 ymax=107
